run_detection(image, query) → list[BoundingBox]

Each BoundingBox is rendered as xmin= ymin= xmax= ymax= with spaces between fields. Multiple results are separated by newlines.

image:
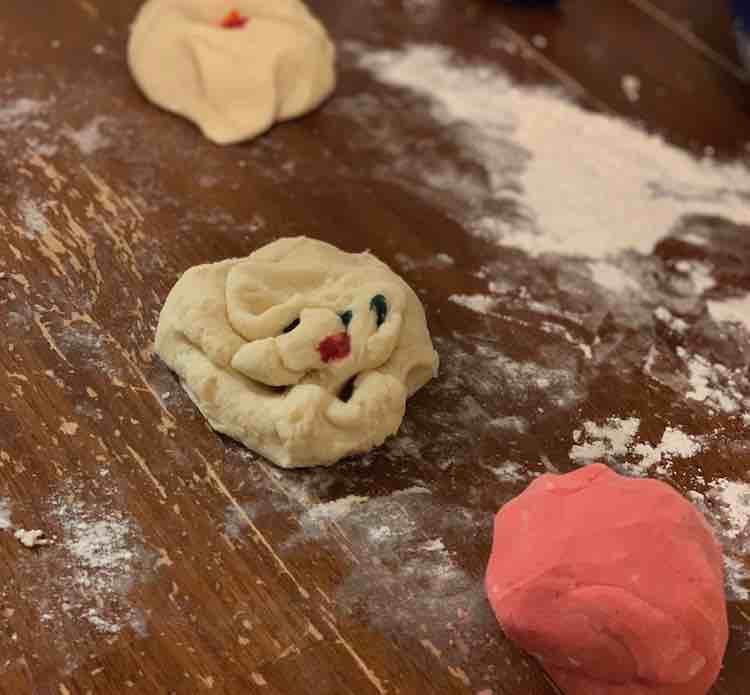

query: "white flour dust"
xmin=320 ymin=488 xmax=485 ymax=643
xmin=653 ymin=306 xmax=688 ymax=334
xmin=708 ymin=293 xmax=750 ymax=333
xmin=395 ymin=252 xmax=454 ymax=272
xmin=722 ymin=555 xmax=750 ymax=601
xmin=253 ymin=470 xmax=494 ymax=661
xmin=570 ymin=418 xmax=702 ymax=475
xmin=677 ymin=348 xmax=746 ymax=414
xmin=17 ymin=491 xmax=150 ymax=637
xmin=15 ymin=528 xmax=53 ymax=548
xmin=630 ymin=428 xmax=702 ymax=474
xmin=587 ymin=261 xmax=640 ymax=294
xmin=449 ymin=293 xmax=498 ymax=315
xmin=0 ymin=498 xmax=11 ymax=529
xmin=354 ymin=44 xmax=750 ymax=260
xmin=486 ymin=461 xmax=530 ymax=484
xmin=570 ymin=418 xmax=640 ymax=462
xmin=50 ymin=497 xmax=141 ymax=633
xmin=674 ymin=260 xmax=716 ymax=295
xmin=18 ymin=198 xmax=50 ymax=238
xmin=689 ymin=480 xmax=750 ymax=600
xmin=0 ymin=97 xmax=50 ymax=129
xmin=62 ymin=115 xmax=112 ymax=155
xmin=621 ymin=74 xmax=641 ymax=103
xmin=304 ymin=495 xmax=369 ymax=524
xmin=707 ymin=479 xmax=750 ymax=542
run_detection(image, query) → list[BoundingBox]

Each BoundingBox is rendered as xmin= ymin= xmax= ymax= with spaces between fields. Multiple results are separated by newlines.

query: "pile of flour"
xmin=353 ymin=43 xmax=750 ymax=260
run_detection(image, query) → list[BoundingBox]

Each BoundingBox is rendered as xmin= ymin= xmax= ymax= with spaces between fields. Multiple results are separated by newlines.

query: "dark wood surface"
xmin=1 ymin=1 xmax=749 ymax=694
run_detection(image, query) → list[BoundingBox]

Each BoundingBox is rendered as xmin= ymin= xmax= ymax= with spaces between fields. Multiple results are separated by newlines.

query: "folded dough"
xmin=128 ymin=0 xmax=336 ymax=144
xmin=155 ymin=237 xmax=439 ymax=467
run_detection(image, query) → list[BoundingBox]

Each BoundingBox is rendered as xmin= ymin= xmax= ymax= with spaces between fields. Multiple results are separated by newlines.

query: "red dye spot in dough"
xmin=318 ymin=333 xmax=351 ymax=363
xmin=220 ymin=9 xmax=248 ymax=28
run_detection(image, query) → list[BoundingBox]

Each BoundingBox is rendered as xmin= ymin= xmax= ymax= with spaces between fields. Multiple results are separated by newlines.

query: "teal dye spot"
xmin=370 ymin=294 xmax=387 ymax=327
xmin=339 ymin=310 xmax=353 ymax=328
xmin=283 ymin=318 xmax=300 ymax=333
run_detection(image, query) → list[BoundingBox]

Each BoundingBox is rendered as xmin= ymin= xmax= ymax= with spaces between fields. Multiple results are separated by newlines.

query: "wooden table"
xmin=1 ymin=1 xmax=749 ymax=693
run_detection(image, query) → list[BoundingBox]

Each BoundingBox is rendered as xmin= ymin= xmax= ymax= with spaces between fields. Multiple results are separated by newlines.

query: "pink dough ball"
xmin=485 ymin=463 xmax=728 ymax=695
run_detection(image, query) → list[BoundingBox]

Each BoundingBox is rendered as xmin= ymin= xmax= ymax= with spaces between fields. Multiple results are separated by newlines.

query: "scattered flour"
xmin=395 ymin=252 xmax=454 ymax=271
xmin=18 ymin=198 xmax=50 ymax=238
xmin=14 ymin=528 xmax=53 ymax=548
xmin=392 ymin=485 xmax=432 ymax=497
xmin=677 ymin=348 xmax=744 ymax=414
xmin=449 ymin=293 xmax=498 ymax=315
xmin=722 ymin=555 xmax=749 ymax=601
xmin=224 ymin=502 xmax=257 ymax=539
xmin=707 ymin=294 xmax=750 ymax=332
xmin=654 ymin=306 xmax=688 ymax=334
xmin=631 ymin=428 xmax=702 ymax=474
xmin=39 ymin=495 xmax=146 ymax=634
xmin=304 ymin=495 xmax=369 ymax=524
xmin=587 ymin=261 xmax=640 ymax=294
xmin=0 ymin=499 xmax=10 ymax=529
xmin=621 ymin=74 xmax=641 ymax=103
xmin=674 ymin=260 xmax=716 ymax=295
xmin=707 ymin=479 xmax=750 ymax=541
xmin=690 ymin=480 xmax=750 ymax=600
xmin=570 ymin=418 xmax=702 ymax=474
xmin=680 ymin=232 xmax=709 ymax=247
xmin=66 ymin=518 xmax=135 ymax=572
xmin=355 ymin=44 xmax=750 ymax=260
xmin=488 ymin=461 xmax=528 ymax=483
xmin=327 ymin=489 xmax=482 ymax=647
xmin=489 ymin=351 xmax=579 ymax=409
xmin=0 ymin=97 xmax=50 ymax=128
xmin=569 ymin=418 xmax=640 ymax=463
xmin=63 ymin=116 xmax=112 ymax=155
xmin=59 ymin=420 xmax=79 ymax=436
xmin=419 ymin=538 xmax=446 ymax=552
xmin=489 ymin=416 xmax=529 ymax=434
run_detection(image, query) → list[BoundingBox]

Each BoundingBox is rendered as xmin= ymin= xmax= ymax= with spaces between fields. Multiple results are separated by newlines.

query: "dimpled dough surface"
xmin=485 ymin=464 xmax=729 ymax=695
xmin=155 ymin=237 xmax=439 ymax=468
xmin=128 ymin=0 xmax=336 ymax=145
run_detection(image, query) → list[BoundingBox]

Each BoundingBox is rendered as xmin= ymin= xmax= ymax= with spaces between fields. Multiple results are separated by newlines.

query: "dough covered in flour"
xmin=128 ymin=0 xmax=336 ymax=144
xmin=485 ymin=464 xmax=728 ymax=695
xmin=155 ymin=237 xmax=439 ymax=468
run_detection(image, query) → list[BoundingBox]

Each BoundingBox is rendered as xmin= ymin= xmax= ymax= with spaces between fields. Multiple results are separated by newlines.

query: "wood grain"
xmin=0 ymin=1 xmax=748 ymax=694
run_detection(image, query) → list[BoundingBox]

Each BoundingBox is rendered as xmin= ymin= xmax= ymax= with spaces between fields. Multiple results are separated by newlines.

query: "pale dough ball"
xmin=485 ymin=464 xmax=728 ymax=695
xmin=128 ymin=0 xmax=336 ymax=144
xmin=155 ymin=237 xmax=439 ymax=468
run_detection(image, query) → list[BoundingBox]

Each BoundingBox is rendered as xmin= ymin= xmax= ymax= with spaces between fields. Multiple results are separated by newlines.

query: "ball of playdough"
xmin=485 ymin=463 xmax=728 ymax=695
xmin=155 ymin=237 xmax=439 ymax=468
xmin=128 ymin=0 xmax=336 ymax=144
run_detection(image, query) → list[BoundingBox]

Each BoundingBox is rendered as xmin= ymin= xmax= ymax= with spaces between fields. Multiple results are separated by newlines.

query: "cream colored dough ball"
xmin=128 ymin=0 xmax=336 ymax=144
xmin=155 ymin=237 xmax=440 ymax=468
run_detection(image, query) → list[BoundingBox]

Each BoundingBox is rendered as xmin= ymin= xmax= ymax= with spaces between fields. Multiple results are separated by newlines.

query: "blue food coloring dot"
xmin=339 ymin=310 xmax=353 ymax=328
xmin=370 ymin=294 xmax=387 ymax=327
xmin=283 ymin=318 xmax=300 ymax=333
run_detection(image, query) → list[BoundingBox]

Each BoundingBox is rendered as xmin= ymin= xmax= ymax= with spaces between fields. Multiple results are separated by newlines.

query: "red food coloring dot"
xmin=220 ymin=9 xmax=248 ymax=28
xmin=318 ymin=333 xmax=351 ymax=363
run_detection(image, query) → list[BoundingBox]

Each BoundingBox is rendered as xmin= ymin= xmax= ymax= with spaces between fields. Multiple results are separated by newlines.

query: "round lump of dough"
xmin=485 ymin=463 xmax=728 ymax=695
xmin=128 ymin=0 xmax=336 ymax=144
xmin=154 ymin=237 xmax=439 ymax=468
